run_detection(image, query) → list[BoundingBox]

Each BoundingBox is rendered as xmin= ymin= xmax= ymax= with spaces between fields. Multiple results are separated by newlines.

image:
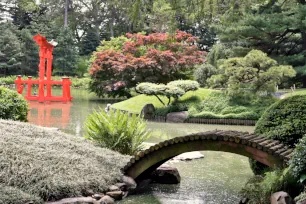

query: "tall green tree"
xmin=79 ymin=28 xmax=100 ymax=56
xmin=0 ymin=25 xmax=23 ymax=76
xmin=53 ymin=28 xmax=78 ymax=76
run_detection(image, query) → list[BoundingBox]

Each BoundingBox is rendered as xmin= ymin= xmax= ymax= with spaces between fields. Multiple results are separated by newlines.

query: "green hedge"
xmin=255 ymin=95 xmax=306 ymax=146
xmin=189 ymin=110 xmax=259 ymax=120
xmin=290 ymin=135 xmax=306 ymax=180
xmin=167 ymin=80 xmax=199 ymax=92
xmin=0 ymin=87 xmax=28 ymax=121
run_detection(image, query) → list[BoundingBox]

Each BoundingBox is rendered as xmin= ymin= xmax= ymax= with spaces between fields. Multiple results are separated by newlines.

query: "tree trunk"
xmin=64 ymin=0 xmax=68 ymax=28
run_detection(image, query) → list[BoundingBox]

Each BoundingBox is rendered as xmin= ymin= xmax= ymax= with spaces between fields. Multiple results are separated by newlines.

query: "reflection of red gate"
xmin=28 ymin=101 xmax=72 ymax=128
xmin=15 ymin=34 xmax=72 ymax=103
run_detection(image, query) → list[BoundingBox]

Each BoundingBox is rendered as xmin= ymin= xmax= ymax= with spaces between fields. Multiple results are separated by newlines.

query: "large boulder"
xmin=151 ymin=164 xmax=181 ymax=184
xmin=166 ymin=111 xmax=188 ymax=123
xmin=141 ymin=104 xmax=155 ymax=119
xmin=271 ymin=191 xmax=294 ymax=204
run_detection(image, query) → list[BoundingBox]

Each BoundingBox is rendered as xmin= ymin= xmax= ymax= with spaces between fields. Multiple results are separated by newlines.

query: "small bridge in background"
xmin=123 ymin=130 xmax=293 ymax=180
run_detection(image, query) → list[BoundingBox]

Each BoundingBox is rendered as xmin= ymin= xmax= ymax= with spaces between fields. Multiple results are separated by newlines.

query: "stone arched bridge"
xmin=122 ymin=130 xmax=293 ymax=180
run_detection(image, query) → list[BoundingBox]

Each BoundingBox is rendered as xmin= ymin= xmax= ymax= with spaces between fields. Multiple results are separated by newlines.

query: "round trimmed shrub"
xmin=193 ymin=64 xmax=217 ymax=87
xmin=290 ymin=135 xmax=306 ymax=180
xmin=167 ymin=80 xmax=199 ymax=92
xmin=0 ymin=87 xmax=28 ymax=121
xmin=255 ymin=95 xmax=306 ymax=147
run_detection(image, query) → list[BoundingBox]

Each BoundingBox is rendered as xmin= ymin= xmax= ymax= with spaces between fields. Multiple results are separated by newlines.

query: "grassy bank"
xmin=0 ymin=76 xmax=91 ymax=89
xmin=0 ymin=120 xmax=130 ymax=203
xmin=284 ymin=89 xmax=306 ymax=98
xmin=112 ymin=88 xmax=213 ymax=113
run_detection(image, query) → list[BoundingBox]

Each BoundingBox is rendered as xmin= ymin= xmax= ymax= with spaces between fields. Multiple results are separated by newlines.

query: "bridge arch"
xmin=122 ymin=130 xmax=293 ymax=180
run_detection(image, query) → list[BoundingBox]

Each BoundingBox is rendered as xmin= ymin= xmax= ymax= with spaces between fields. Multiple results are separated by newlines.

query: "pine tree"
xmin=53 ymin=28 xmax=78 ymax=76
xmin=79 ymin=28 xmax=100 ymax=56
xmin=19 ymin=28 xmax=39 ymax=75
xmin=0 ymin=25 xmax=23 ymax=76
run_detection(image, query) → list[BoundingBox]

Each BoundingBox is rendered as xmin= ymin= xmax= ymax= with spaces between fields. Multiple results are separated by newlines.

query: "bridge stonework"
xmin=122 ymin=130 xmax=293 ymax=180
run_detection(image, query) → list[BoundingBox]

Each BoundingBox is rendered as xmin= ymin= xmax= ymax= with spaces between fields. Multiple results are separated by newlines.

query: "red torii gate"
xmin=15 ymin=34 xmax=72 ymax=103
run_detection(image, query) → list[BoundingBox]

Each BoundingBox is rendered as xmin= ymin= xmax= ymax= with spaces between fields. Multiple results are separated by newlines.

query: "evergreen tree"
xmin=79 ymin=28 xmax=100 ymax=56
xmin=53 ymin=28 xmax=78 ymax=76
xmin=19 ymin=28 xmax=39 ymax=75
xmin=0 ymin=25 xmax=23 ymax=76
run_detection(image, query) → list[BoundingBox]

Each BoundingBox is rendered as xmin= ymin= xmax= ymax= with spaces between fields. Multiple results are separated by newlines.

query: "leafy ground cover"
xmin=0 ymin=120 xmax=130 ymax=203
xmin=112 ymin=88 xmax=213 ymax=113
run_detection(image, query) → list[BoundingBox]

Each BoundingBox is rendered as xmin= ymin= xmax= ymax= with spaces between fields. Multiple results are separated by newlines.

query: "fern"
xmin=84 ymin=109 xmax=151 ymax=155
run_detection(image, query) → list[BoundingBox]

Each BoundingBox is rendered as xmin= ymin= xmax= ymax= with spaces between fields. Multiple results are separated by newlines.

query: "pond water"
xmin=27 ymin=88 xmax=255 ymax=204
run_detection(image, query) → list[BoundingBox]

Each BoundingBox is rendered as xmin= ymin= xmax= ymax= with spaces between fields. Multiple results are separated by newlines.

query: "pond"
xmin=27 ymin=88 xmax=255 ymax=204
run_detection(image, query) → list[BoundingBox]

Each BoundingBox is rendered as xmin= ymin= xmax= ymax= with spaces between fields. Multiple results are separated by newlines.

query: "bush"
xmin=154 ymin=103 xmax=189 ymax=116
xmin=290 ymin=135 xmax=306 ymax=181
xmin=84 ymin=109 xmax=151 ymax=155
xmin=0 ymin=87 xmax=28 ymax=121
xmin=167 ymin=80 xmax=199 ymax=92
xmin=136 ymin=82 xmax=185 ymax=106
xmin=240 ymin=169 xmax=302 ymax=204
xmin=0 ymin=185 xmax=42 ymax=204
xmin=0 ymin=120 xmax=130 ymax=202
xmin=248 ymin=158 xmax=271 ymax=175
xmin=255 ymin=95 xmax=306 ymax=146
xmin=193 ymin=63 xmax=217 ymax=87
xmin=189 ymin=110 xmax=258 ymax=120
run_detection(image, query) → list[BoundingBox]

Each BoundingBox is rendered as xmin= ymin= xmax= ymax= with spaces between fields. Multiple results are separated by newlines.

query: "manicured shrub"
xmin=136 ymin=82 xmax=185 ymax=106
xmin=0 ymin=185 xmax=42 ymax=204
xmin=255 ymin=95 xmax=306 ymax=146
xmin=167 ymin=80 xmax=199 ymax=92
xmin=0 ymin=120 xmax=130 ymax=201
xmin=193 ymin=63 xmax=217 ymax=87
xmin=154 ymin=103 xmax=189 ymax=116
xmin=0 ymin=87 xmax=28 ymax=121
xmin=84 ymin=109 xmax=151 ymax=155
xmin=290 ymin=135 xmax=306 ymax=181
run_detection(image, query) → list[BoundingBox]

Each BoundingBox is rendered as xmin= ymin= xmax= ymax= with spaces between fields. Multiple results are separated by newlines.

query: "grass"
xmin=284 ymin=89 xmax=306 ymax=98
xmin=0 ymin=120 xmax=131 ymax=203
xmin=112 ymin=88 xmax=213 ymax=113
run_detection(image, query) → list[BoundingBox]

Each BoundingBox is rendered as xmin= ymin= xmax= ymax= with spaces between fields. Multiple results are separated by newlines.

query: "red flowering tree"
xmin=89 ymin=30 xmax=206 ymax=97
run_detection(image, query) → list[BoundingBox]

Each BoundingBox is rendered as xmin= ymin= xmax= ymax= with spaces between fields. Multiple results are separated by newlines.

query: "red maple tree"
xmin=89 ymin=30 xmax=206 ymax=97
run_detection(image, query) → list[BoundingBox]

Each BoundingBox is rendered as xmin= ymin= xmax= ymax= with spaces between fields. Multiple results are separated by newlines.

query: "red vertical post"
xmin=15 ymin=75 xmax=23 ymax=94
xmin=38 ymin=47 xmax=46 ymax=103
xmin=27 ymin=76 xmax=32 ymax=97
xmin=46 ymin=49 xmax=53 ymax=98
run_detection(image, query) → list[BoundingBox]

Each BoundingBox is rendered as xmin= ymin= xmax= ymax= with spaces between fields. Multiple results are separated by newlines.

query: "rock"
xmin=82 ymin=189 xmax=95 ymax=197
xmin=271 ymin=191 xmax=294 ymax=204
xmin=106 ymin=191 xmax=123 ymax=200
xmin=151 ymin=165 xmax=181 ymax=184
xmin=239 ymin=197 xmax=249 ymax=204
xmin=92 ymin=194 xmax=104 ymax=200
xmin=122 ymin=176 xmax=137 ymax=191
xmin=98 ymin=195 xmax=115 ymax=204
xmin=171 ymin=151 xmax=204 ymax=162
xmin=46 ymin=197 xmax=95 ymax=204
xmin=141 ymin=104 xmax=155 ymax=119
xmin=166 ymin=111 xmax=188 ymax=123
xmin=114 ymin=183 xmax=127 ymax=191
xmin=108 ymin=185 xmax=119 ymax=192
xmin=134 ymin=179 xmax=152 ymax=193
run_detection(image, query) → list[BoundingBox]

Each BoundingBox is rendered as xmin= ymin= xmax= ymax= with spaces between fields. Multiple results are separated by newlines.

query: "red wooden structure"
xmin=15 ymin=34 xmax=72 ymax=103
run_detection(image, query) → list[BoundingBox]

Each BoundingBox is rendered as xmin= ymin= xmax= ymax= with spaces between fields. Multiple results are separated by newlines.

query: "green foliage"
xmin=167 ymin=80 xmax=199 ymax=92
xmin=187 ymin=92 xmax=277 ymax=120
xmin=154 ymin=103 xmax=189 ymax=116
xmin=0 ymin=87 xmax=28 ymax=121
xmin=209 ymin=50 xmax=296 ymax=97
xmin=84 ymin=109 xmax=151 ymax=155
xmin=96 ymin=36 xmax=130 ymax=52
xmin=193 ymin=63 xmax=217 ymax=87
xmin=53 ymin=28 xmax=78 ymax=76
xmin=295 ymin=192 xmax=306 ymax=204
xmin=248 ymin=158 xmax=271 ymax=175
xmin=0 ymin=119 xmax=130 ymax=201
xmin=240 ymin=168 xmax=302 ymax=204
xmin=255 ymin=95 xmax=306 ymax=146
xmin=79 ymin=28 xmax=100 ymax=56
xmin=0 ymin=24 xmax=23 ymax=75
xmin=290 ymin=135 xmax=306 ymax=181
xmin=75 ymin=56 xmax=90 ymax=77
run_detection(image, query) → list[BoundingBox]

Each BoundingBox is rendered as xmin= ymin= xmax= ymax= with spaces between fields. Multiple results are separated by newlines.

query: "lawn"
xmin=0 ymin=120 xmax=130 ymax=203
xmin=112 ymin=88 xmax=214 ymax=113
xmin=283 ymin=89 xmax=306 ymax=98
